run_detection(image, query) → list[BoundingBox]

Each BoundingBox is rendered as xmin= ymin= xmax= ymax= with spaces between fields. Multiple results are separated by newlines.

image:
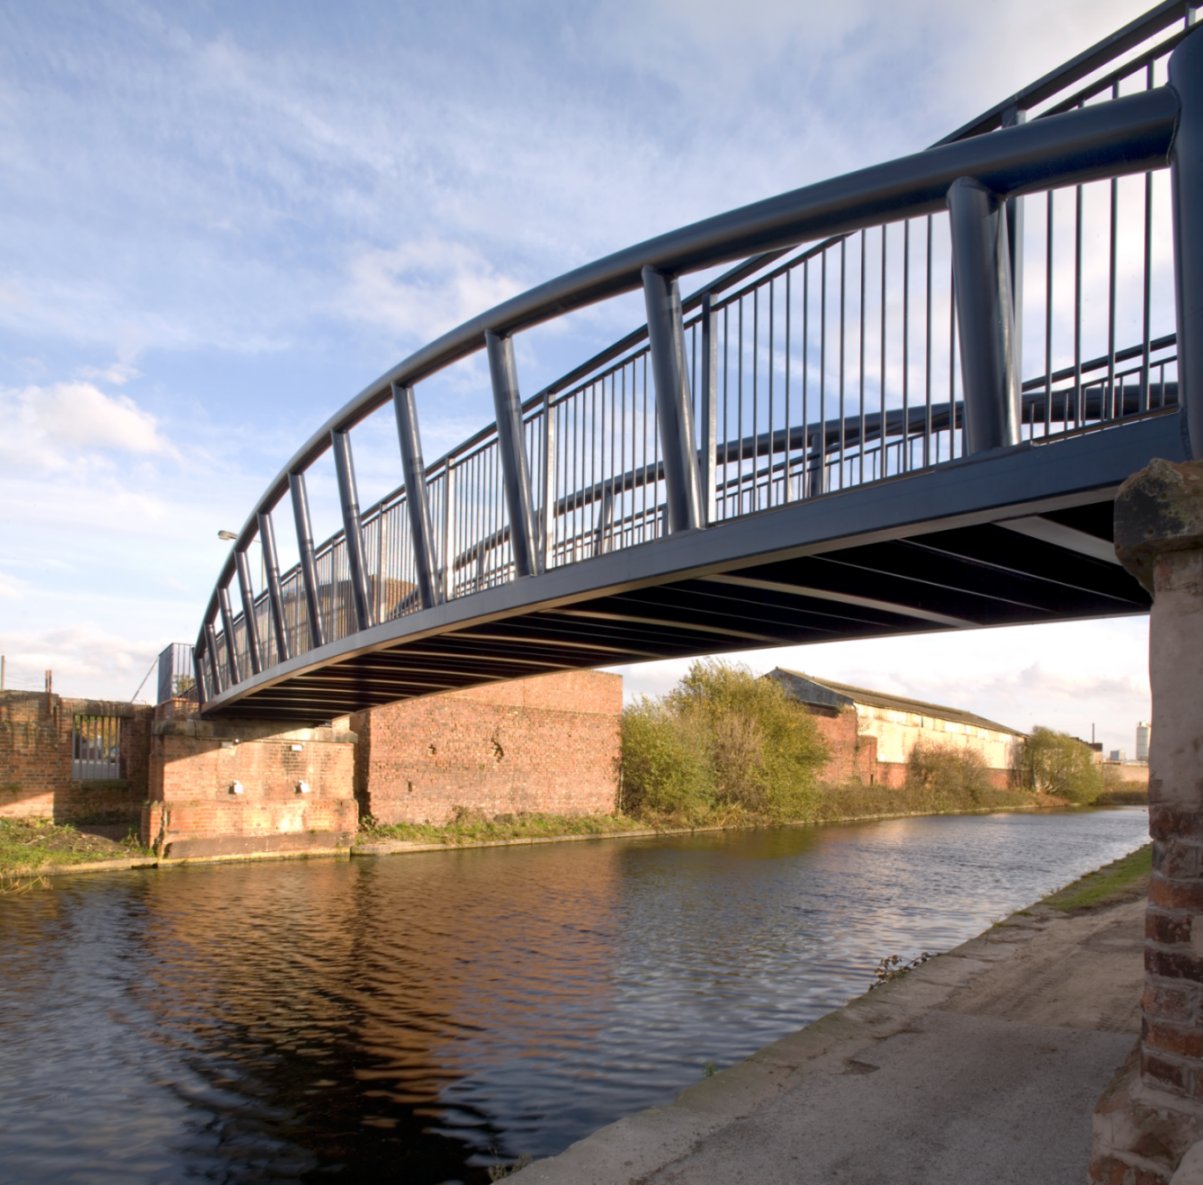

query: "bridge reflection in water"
xmin=0 ymin=810 xmax=1149 ymax=1185
xmin=195 ymin=6 xmax=1203 ymax=724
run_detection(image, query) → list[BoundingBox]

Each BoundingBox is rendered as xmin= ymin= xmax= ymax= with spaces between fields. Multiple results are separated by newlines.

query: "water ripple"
xmin=0 ymin=808 xmax=1147 ymax=1184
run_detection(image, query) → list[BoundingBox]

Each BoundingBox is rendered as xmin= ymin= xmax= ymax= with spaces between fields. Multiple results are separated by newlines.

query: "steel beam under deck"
xmin=201 ymin=414 xmax=1184 ymax=723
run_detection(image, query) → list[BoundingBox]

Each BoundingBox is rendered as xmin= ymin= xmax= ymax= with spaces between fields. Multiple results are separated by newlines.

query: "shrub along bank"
xmin=619 ymin=662 xmax=1108 ymax=829
xmin=620 ymin=660 xmax=828 ymax=826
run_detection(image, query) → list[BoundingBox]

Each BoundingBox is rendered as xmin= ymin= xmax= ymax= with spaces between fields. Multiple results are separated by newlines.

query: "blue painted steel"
xmin=486 ymin=330 xmax=540 ymax=578
xmin=1169 ymin=23 xmax=1203 ymax=456
xmin=392 ymin=382 xmax=441 ymax=609
xmin=258 ymin=510 xmax=291 ymax=664
xmin=643 ymin=266 xmax=704 ymax=532
xmin=331 ymin=429 xmax=374 ymax=632
xmin=235 ymin=550 xmax=262 ymax=676
xmin=289 ymin=471 xmax=325 ymax=651
xmin=947 ymin=178 xmax=1021 ymax=453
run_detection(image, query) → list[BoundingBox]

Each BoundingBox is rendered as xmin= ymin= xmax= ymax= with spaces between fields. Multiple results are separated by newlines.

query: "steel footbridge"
xmin=196 ymin=4 xmax=1203 ymax=723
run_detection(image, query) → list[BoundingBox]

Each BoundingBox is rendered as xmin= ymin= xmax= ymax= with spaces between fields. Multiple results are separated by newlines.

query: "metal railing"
xmin=196 ymin=3 xmax=1202 ymax=707
xmin=156 ymin=642 xmax=197 ymax=705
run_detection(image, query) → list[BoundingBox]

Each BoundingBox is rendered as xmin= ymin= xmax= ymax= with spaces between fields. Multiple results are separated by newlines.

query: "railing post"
xmin=485 ymin=329 xmax=540 ymax=578
xmin=234 ymin=550 xmax=263 ymax=675
xmin=392 ymin=382 xmax=442 ymax=609
xmin=947 ymin=177 xmax=1021 ymax=453
xmin=217 ymin=586 xmax=242 ymax=685
xmin=203 ymin=623 xmax=222 ymax=694
xmin=258 ymin=510 xmax=290 ymax=664
xmin=289 ymin=471 xmax=325 ymax=651
xmin=1169 ymin=27 xmax=1203 ymax=459
xmin=1001 ymin=104 xmax=1025 ymax=386
xmin=642 ymin=266 xmax=704 ymax=532
xmin=192 ymin=640 xmax=208 ymax=706
xmin=700 ymin=292 xmax=718 ymax=525
xmin=331 ymin=429 xmax=375 ymax=632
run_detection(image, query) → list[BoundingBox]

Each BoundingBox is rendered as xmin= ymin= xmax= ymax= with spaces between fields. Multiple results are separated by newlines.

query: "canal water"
xmin=0 ymin=808 xmax=1147 ymax=1184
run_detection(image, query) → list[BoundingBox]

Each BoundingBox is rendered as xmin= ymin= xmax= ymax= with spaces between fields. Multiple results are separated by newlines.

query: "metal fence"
xmin=197 ymin=3 xmax=1200 ymax=705
xmin=71 ymin=713 xmax=123 ymax=782
xmin=156 ymin=642 xmax=197 ymax=705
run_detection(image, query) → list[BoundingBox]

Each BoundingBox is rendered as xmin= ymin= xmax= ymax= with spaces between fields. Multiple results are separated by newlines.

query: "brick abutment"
xmin=1092 ymin=460 xmax=1203 ymax=1185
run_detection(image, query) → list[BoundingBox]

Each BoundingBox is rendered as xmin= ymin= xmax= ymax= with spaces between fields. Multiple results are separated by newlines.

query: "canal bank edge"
xmin=1 ymin=802 xmax=1134 ymax=881
xmin=508 ymin=850 xmax=1153 ymax=1185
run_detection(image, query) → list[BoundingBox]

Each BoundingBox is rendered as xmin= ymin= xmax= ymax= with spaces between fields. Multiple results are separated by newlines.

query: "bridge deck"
xmin=203 ymin=414 xmax=1180 ymax=723
xmin=195 ymin=9 xmax=1203 ymax=723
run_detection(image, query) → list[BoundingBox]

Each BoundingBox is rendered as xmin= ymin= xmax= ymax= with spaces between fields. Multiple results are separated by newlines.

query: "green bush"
xmin=1018 ymin=726 xmax=1105 ymax=804
xmin=619 ymin=696 xmax=716 ymax=823
xmin=620 ymin=660 xmax=826 ymax=825
xmin=904 ymin=741 xmax=994 ymax=808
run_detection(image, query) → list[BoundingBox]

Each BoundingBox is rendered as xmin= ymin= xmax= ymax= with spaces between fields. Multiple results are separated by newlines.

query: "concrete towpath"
xmin=515 ymin=890 xmax=1146 ymax=1185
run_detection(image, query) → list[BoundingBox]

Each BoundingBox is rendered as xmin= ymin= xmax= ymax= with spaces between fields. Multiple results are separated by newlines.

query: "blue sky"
xmin=0 ymin=0 xmax=1160 ymax=754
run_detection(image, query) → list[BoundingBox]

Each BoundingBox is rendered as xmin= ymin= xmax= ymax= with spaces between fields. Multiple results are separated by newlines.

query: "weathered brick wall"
xmin=811 ymin=710 xmax=879 ymax=785
xmin=352 ymin=670 xmax=622 ymax=824
xmin=145 ymin=705 xmax=358 ymax=858
xmin=0 ymin=691 xmax=152 ymax=827
xmin=810 ymin=706 xmax=1013 ymax=791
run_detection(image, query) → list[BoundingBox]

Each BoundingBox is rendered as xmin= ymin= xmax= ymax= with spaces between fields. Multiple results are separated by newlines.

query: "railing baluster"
xmin=289 ymin=471 xmax=325 ymax=651
xmin=642 ymin=266 xmax=705 ymax=532
xmin=392 ymin=382 xmax=441 ymax=609
xmin=947 ymin=176 xmax=1021 ymax=453
xmin=486 ymin=330 xmax=540 ymax=577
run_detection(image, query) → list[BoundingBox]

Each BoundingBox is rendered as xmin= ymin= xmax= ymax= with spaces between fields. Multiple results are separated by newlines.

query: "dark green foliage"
xmin=620 ymin=660 xmax=826 ymax=824
xmin=1019 ymin=726 xmax=1105 ymax=804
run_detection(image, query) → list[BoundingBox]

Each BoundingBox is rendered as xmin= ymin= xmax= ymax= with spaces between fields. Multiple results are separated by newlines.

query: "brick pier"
xmin=1092 ymin=460 xmax=1203 ymax=1184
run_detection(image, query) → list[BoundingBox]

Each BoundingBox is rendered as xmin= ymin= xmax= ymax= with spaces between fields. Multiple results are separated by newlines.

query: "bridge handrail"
xmin=197 ymin=5 xmax=1201 ymax=703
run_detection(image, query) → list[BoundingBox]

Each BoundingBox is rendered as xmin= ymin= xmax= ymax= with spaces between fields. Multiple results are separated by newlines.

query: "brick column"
xmin=1092 ymin=459 xmax=1203 ymax=1184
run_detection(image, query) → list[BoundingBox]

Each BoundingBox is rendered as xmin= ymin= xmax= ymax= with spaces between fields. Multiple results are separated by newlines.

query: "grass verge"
xmin=1040 ymin=844 xmax=1152 ymax=912
xmin=360 ymin=810 xmax=651 ymax=846
xmin=0 ymin=818 xmax=148 ymax=878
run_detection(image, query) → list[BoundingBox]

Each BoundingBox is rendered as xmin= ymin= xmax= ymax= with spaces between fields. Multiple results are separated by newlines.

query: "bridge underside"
xmin=202 ymin=415 xmax=1183 ymax=724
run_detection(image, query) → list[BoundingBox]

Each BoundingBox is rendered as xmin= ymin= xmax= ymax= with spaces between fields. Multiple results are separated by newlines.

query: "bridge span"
xmin=196 ymin=6 xmax=1203 ymax=725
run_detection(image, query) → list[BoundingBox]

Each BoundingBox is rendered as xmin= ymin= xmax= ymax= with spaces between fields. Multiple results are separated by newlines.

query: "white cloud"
xmin=0 ymin=622 xmax=162 ymax=701
xmin=78 ymin=361 xmax=140 ymax=386
xmin=0 ymin=571 xmax=27 ymax=599
xmin=0 ymin=381 xmax=178 ymax=473
xmin=342 ymin=238 xmax=527 ymax=345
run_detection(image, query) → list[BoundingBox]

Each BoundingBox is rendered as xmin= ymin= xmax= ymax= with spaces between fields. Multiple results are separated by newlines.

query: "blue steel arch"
xmin=197 ymin=4 xmax=1203 ymax=724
